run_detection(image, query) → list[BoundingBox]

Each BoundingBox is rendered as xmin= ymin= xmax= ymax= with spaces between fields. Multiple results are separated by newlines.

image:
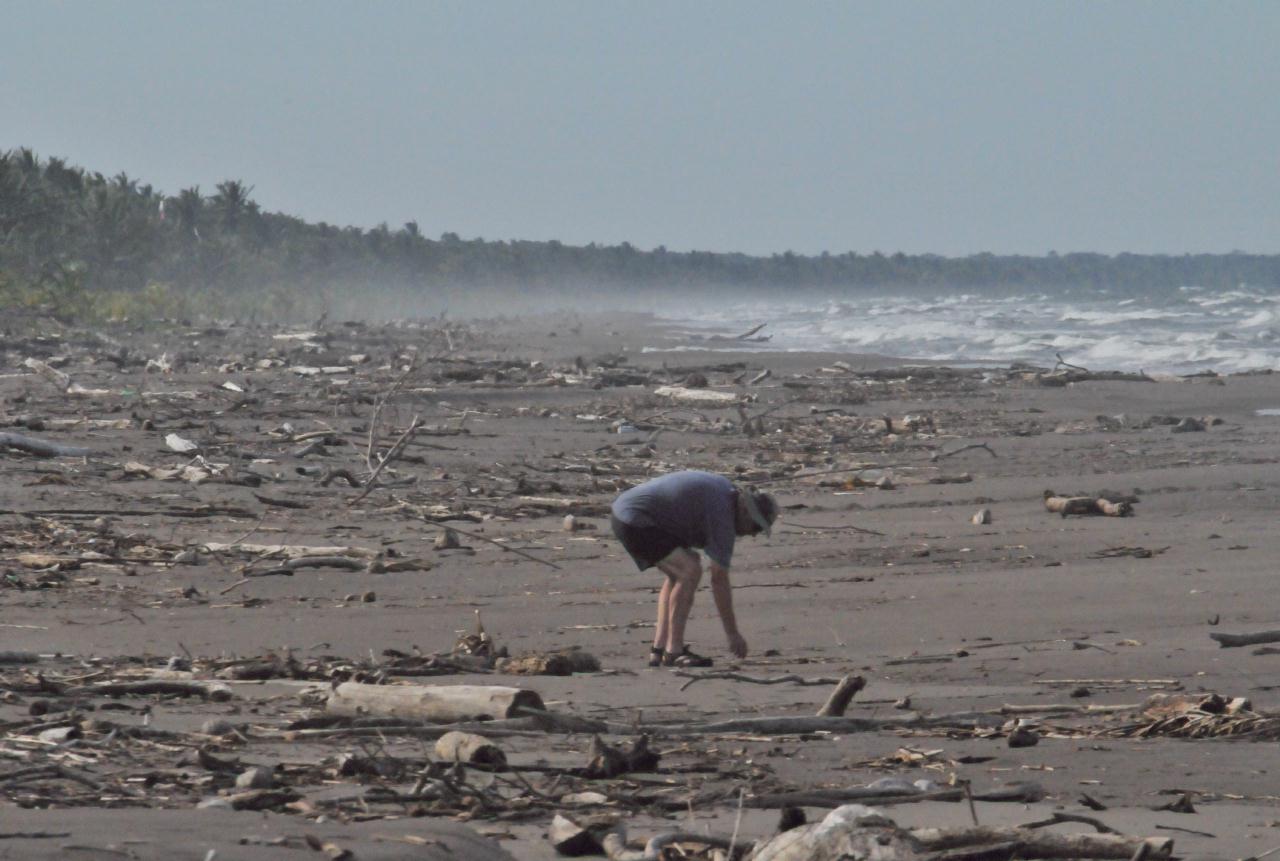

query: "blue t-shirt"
xmin=611 ymin=471 xmax=737 ymax=568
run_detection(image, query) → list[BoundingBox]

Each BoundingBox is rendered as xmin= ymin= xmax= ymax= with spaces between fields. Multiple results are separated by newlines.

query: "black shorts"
xmin=611 ymin=515 xmax=683 ymax=571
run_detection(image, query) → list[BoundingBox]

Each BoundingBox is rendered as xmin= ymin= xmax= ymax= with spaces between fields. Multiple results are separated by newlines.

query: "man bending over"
xmin=610 ymin=470 xmax=778 ymax=668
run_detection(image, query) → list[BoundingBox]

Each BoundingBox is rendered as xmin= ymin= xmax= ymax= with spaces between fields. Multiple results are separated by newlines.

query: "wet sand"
xmin=4 ymin=312 xmax=1280 ymax=858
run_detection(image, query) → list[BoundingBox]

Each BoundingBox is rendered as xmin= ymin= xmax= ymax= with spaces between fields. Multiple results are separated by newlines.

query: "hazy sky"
xmin=5 ymin=1 xmax=1278 ymax=256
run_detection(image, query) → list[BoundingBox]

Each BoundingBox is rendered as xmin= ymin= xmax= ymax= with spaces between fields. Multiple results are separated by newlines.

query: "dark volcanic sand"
xmin=4 ymin=312 xmax=1280 ymax=858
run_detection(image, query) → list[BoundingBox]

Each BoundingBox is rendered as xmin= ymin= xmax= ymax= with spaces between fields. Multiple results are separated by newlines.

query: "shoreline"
xmin=2 ymin=313 xmax=1280 ymax=858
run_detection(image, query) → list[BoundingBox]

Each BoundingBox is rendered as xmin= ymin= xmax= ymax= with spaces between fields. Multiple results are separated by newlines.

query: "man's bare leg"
xmin=652 ymin=576 xmax=674 ymax=651
xmin=656 ymin=548 xmax=702 ymax=654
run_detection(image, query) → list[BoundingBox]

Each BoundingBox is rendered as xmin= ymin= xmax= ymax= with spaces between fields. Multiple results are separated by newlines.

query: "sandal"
xmin=662 ymin=646 xmax=713 ymax=668
xmin=647 ymin=646 xmax=664 ymax=668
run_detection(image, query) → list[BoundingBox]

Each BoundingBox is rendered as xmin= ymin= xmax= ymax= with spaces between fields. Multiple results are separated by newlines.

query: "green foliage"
xmin=2 ymin=147 xmax=1280 ymax=326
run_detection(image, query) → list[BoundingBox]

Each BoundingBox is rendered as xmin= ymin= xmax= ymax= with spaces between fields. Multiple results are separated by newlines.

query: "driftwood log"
xmin=815 ymin=675 xmax=866 ymax=717
xmin=1044 ymin=491 xmax=1133 ymax=517
xmin=434 ymin=730 xmax=507 ymax=766
xmin=603 ymin=824 xmax=739 ymax=861
xmin=65 ymin=680 xmax=233 ymax=700
xmin=1209 ymin=629 xmax=1280 ymax=648
xmin=0 ymin=432 xmax=93 ymax=458
xmin=497 ymin=648 xmax=601 ymax=676
xmin=749 ymin=808 xmax=918 ymax=861
xmin=550 ymin=814 xmax=605 ymax=856
xmin=583 ymin=734 xmax=660 ymax=778
xmin=326 ymin=682 xmax=545 ymax=723
xmin=652 ymin=385 xmax=742 ymax=405
xmin=751 ymin=806 xmax=1173 ymax=861
xmin=909 ymin=824 xmax=1172 ymax=858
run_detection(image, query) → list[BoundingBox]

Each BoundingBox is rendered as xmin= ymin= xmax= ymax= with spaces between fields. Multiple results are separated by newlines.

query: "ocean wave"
xmin=666 ymin=286 xmax=1280 ymax=373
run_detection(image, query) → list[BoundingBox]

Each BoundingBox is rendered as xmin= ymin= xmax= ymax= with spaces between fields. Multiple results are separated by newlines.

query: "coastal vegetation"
xmin=3 ymin=147 xmax=1279 ymax=321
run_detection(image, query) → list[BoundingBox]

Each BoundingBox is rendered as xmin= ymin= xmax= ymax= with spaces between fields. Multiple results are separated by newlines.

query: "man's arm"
xmin=708 ymin=561 xmax=748 ymax=658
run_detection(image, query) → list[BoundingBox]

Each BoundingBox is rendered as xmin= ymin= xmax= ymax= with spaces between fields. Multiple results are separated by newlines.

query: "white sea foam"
xmin=658 ymin=285 xmax=1280 ymax=374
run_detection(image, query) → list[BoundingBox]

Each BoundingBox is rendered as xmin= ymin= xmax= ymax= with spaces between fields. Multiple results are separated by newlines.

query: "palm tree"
xmin=171 ymin=187 xmax=203 ymax=239
xmin=212 ymin=180 xmax=254 ymax=233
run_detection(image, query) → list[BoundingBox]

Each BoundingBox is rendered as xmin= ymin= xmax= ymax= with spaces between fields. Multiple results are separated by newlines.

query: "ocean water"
xmin=654 ymin=285 xmax=1280 ymax=375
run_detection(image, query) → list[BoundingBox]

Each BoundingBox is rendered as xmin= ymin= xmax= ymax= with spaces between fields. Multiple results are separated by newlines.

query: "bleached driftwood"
xmin=1043 ymin=491 xmax=1133 ymax=517
xmin=751 ymin=805 xmax=1172 ymax=861
xmin=202 ymin=542 xmax=378 ymax=558
xmin=816 ymin=675 xmax=866 ymax=717
xmin=21 ymin=357 xmax=70 ymax=391
xmin=1094 ymin=498 xmax=1132 ymax=516
xmin=602 ymin=824 xmax=739 ymax=861
xmin=435 ymin=731 xmax=507 ymax=766
xmin=749 ymin=807 xmax=921 ymax=861
xmin=909 ymin=824 xmax=1172 ymax=858
xmin=65 ymin=680 xmax=233 ymax=700
xmin=326 ymin=682 xmax=545 ymax=723
xmin=652 ymin=386 xmax=741 ymax=405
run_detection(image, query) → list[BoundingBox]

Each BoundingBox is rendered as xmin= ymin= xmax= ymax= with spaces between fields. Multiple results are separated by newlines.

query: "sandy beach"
xmin=4 ymin=311 xmax=1280 ymax=859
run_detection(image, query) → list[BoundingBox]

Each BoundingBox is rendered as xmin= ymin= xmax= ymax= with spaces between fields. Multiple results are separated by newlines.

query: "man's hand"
xmin=709 ymin=562 xmax=746 ymax=658
xmin=727 ymin=631 xmax=748 ymax=659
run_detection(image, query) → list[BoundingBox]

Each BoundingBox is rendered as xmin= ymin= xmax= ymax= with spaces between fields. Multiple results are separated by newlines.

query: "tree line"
xmin=3 ymin=147 xmax=1279 ymax=315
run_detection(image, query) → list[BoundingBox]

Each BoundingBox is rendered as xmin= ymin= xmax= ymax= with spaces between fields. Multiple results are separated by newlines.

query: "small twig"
xmin=930 ymin=442 xmax=997 ymax=462
xmin=224 ymin=511 xmax=269 ymax=549
xmin=1246 ymin=843 xmax=1280 ymax=861
xmin=1021 ymin=811 xmax=1117 ymax=834
xmin=218 ymin=577 xmax=251 ymax=596
xmin=962 ymin=779 xmax=979 ymax=826
xmin=350 ymin=416 xmax=421 ymax=506
xmin=727 ymin=786 xmax=746 ymax=859
xmin=778 ymin=519 xmax=885 ymax=537
xmin=1153 ymin=823 xmax=1217 ymax=838
xmin=675 ymin=671 xmax=844 ymax=691
xmin=1055 ymin=352 xmax=1089 ymax=372
xmin=752 ymin=465 xmax=902 ymax=486
xmin=366 ymin=363 xmax=417 ymax=472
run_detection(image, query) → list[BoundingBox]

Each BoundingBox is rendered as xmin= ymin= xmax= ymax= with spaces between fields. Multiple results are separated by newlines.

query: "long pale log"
xmin=65 ymin=680 xmax=233 ymax=700
xmin=326 ymin=681 xmax=545 ymax=723
xmin=1210 ymin=629 xmax=1280 ymax=648
xmin=1044 ymin=493 xmax=1100 ymax=516
xmin=908 ymin=825 xmax=1173 ymax=859
xmin=202 ymin=542 xmax=377 ymax=558
xmin=652 ymin=386 xmax=741 ymax=405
